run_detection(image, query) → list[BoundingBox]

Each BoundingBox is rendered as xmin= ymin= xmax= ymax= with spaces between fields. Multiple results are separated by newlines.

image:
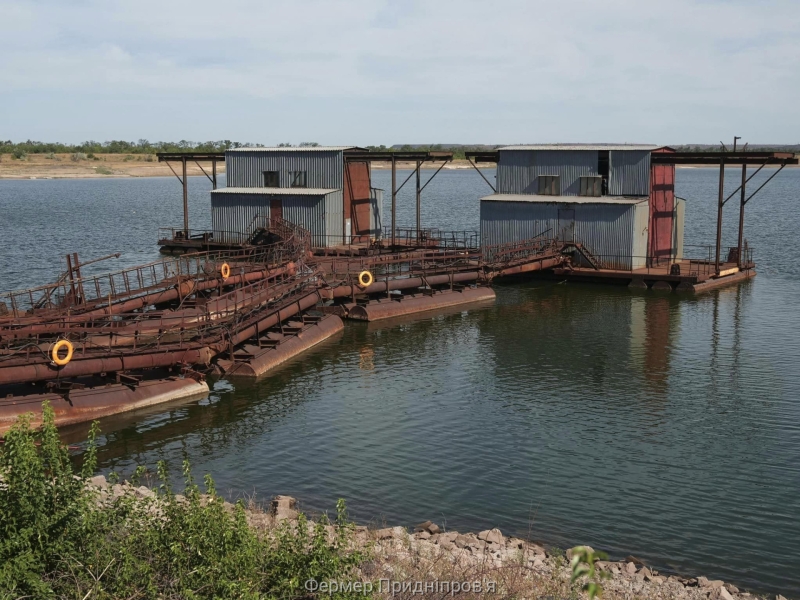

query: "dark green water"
xmin=1 ymin=168 xmax=799 ymax=596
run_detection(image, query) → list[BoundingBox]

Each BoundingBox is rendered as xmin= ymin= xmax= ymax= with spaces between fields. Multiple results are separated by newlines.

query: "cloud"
xmin=0 ymin=0 xmax=798 ymax=143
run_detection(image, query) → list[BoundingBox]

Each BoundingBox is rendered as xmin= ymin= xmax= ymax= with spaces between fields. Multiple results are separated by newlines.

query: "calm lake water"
xmin=1 ymin=167 xmax=799 ymax=596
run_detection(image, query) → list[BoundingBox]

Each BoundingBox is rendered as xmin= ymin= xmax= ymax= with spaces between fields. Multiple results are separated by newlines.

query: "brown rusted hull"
xmin=346 ymin=287 xmax=496 ymax=322
xmin=0 ymin=376 xmax=209 ymax=434
xmin=495 ymin=256 xmax=564 ymax=277
xmin=220 ymin=314 xmax=344 ymax=378
xmin=689 ymin=269 xmax=756 ymax=293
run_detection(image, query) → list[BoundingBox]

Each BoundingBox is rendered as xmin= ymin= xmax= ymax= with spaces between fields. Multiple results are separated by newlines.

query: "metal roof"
xmin=211 ymin=187 xmax=339 ymax=196
xmin=480 ymin=193 xmax=648 ymax=205
xmin=226 ymin=146 xmax=360 ymax=152
xmin=499 ymin=144 xmax=659 ymax=151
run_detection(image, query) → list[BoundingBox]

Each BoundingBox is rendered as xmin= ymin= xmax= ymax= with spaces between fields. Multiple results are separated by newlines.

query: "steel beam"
xmin=182 ymin=156 xmax=189 ymax=236
xmin=715 ymin=158 xmax=725 ymax=274
xmin=391 ymin=155 xmax=397 ymax=248
xmin=737 ymin=164 xmax=746 ymax=268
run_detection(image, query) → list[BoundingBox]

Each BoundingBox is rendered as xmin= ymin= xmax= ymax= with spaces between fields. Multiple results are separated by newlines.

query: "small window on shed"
xmin=579 ymin=176 xmax=602 ymax=197
xmin=289 ymin=171 xmax=307 ymax=188
xmin=263 ymin=171 xmax=279 ymax=187
xmin=538 ymin=175 xmax=560 ymax=196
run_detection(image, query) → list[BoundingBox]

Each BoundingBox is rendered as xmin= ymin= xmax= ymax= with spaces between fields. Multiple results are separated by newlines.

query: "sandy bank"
xmin=0 ymin=154 xmax=494 ymax=180
xmin=0 ymin=153 xmax=225 ymax=180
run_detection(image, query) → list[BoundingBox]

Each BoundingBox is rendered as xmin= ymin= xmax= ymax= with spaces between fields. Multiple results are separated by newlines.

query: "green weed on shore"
xmin=0 ymin=404 xmax=366 ymax=599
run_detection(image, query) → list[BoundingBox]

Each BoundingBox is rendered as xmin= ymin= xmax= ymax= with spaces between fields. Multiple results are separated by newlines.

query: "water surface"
xmin=1 ymin=167 xmax=799 ymax=596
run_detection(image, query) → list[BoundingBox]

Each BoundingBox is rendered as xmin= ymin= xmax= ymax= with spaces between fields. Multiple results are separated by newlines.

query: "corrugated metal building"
xmin=211 ymin=188 xmax=343 ymax=248
xmin=482 ymin=144 xmax=683 ymax=269
xmin=212 ymin=147 xmax=382 ymax=247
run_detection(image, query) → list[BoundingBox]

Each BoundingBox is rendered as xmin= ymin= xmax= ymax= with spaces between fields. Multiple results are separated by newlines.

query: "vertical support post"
xmin=391 ymin=155 xmax=397 ymax=249
xmin=212 ymin=158 xmax=218 ymax=190
xmin=65 ymin=254 xmax=77 ymax=305
xmin=714 ymin=157 xmax=725 ymax=274
xmin=737 ymin=163 xmax=746 ymax=268
xmin=182 ymin=156 xmax=189 ymax=237
xmin=72 ymin=252 xmax=85 ymax=304
xmin=415 ymin=160 xmax=421 ymax=239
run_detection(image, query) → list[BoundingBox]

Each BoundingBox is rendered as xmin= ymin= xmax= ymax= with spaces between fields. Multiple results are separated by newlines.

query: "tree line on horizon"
xmin=2 ymin=139 xmax=797 ymax=160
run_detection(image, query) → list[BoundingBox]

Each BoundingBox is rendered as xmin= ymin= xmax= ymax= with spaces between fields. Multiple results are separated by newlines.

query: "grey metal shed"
xmin=480 ymin=194 xmax=650 ymax=270
xmin=211 ymin=187 xmax=344 ymax=248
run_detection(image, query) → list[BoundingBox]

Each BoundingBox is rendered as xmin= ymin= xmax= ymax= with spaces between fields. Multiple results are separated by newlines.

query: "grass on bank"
xmin=0 ymin=404 xmax=366 ymax=599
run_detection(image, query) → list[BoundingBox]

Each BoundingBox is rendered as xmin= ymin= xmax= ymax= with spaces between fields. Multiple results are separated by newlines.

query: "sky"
xmin=1 ymin=0 xmax=799 ymax=146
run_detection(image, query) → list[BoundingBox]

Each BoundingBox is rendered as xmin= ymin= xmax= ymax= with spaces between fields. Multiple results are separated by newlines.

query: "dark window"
xmin=263 ymin=171 xmax=279 ymax=187
xmin=598 ymin=150 xmax=609 ymax=194
xmin=289 ymin=171 xmax=307 ymax=188
xmin=579 ymin=176 xmax=602 ymax=197
xmin=538 ymin=175 xmax=560 ymax=196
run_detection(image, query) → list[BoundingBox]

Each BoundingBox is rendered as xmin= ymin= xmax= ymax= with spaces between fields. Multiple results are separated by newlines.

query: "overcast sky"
xmin=1 ymin=0 xmax=798 ymax=146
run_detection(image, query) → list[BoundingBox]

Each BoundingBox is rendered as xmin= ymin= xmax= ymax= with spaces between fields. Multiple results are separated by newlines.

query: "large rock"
xmin=413 ymin=520 xmax=441 ymax=534
xmin=89 ymin=475 xmax=108 ymax=488
xmin=711 ymin=588 xmax=734 ymax=600
xmin=698 ymin=576 xmax=724 ymax=589
xmin=374 ymin=526 xmax=405 ymax=540
xmin=528 ymin=542 xmax=547 ymax=556
xmin=437 ymin=531 xmax=458 ymax=544
xmin=270 ymin=495 xmax=298 ymax=522
xmin=566 ymin=546 xmax=595 ymax=561
xmin=626 ymin=562 xmax=637 ymax=575
xmin=477 ymin=528 xmax=504 ymax=545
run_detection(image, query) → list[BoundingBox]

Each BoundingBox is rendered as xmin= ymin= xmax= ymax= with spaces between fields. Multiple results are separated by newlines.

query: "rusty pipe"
xmin=326 ymin=272 xmax=480 ymax=298
xmin=219 ymin=290 xmax=321 ymax=350
xmin=0 ymin=347 xmax=213 ymax=386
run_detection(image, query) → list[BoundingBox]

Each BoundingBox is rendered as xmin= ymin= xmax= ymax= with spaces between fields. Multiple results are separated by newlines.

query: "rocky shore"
xmin=89 ymin=476 xmax=786 ymax=600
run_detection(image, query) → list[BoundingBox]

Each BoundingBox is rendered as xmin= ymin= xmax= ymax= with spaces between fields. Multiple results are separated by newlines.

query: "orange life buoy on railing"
xmin=51 ymin=339 xmax=74 ymax=367
xmin=358 ymin=270 xmax=374 ymax=287
xmin=220 ymin=263 xmax=231 ymax=280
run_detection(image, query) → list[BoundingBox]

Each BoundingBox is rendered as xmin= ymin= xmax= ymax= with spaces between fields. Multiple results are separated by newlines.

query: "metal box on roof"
xmin=497 ymin=149 xmax=599 ymax=196
xmin=225 ymin=148 xmax=346 ymax=189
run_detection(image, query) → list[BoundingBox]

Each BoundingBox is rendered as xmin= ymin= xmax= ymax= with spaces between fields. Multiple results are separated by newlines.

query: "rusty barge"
xmin=1 ymin=143 xmax=796 ymax=431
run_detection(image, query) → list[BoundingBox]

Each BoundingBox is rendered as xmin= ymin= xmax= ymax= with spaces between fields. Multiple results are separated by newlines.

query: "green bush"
xmin=11 ymin=149 xmax=26 ymax=160
xmin=0 ymin=404 xmax=367 ymax=599
xmin=95 ymin=166 xmax=113 ymax=175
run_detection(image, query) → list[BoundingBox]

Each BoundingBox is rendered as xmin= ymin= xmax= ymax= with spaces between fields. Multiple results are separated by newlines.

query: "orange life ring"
xmin=220 ymin=263 xmax=231 ymax=280
xmin=358 ymin=270 xmax=374 ymax=287
xmin=51 ymin=339 xmax=74 ymax=366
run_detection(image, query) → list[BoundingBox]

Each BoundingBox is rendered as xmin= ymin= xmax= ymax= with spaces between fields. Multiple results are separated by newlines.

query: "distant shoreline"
xmin=0 ymin=153 xmax=794 ymax=181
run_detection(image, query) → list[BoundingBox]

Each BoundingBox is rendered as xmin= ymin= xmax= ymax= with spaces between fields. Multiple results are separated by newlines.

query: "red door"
xmin=344 ymin=161 xmax=372 ymax=241
xmin=649 ymin=148 xmax=676 ymax=265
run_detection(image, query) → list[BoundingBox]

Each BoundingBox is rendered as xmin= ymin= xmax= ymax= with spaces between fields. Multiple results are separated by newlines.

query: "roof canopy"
xmin=227 ymin=146 xmax=364 ymax=152
xmin=480 ymin=193 xmax=647 ymax=205
xmin=499 ymin=144 xmax=659 ymax=151
xmin=211 ymin=187 xmax=338 ymax=196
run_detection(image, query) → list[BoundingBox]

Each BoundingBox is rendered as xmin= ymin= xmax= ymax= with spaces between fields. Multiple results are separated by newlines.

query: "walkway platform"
xmin=552 ymin=259 xmax=755 ymax=292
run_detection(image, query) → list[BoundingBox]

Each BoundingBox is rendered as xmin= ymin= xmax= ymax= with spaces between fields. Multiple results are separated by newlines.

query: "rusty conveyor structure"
xmin=0 ymin=218 xmax=566 ymax=431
